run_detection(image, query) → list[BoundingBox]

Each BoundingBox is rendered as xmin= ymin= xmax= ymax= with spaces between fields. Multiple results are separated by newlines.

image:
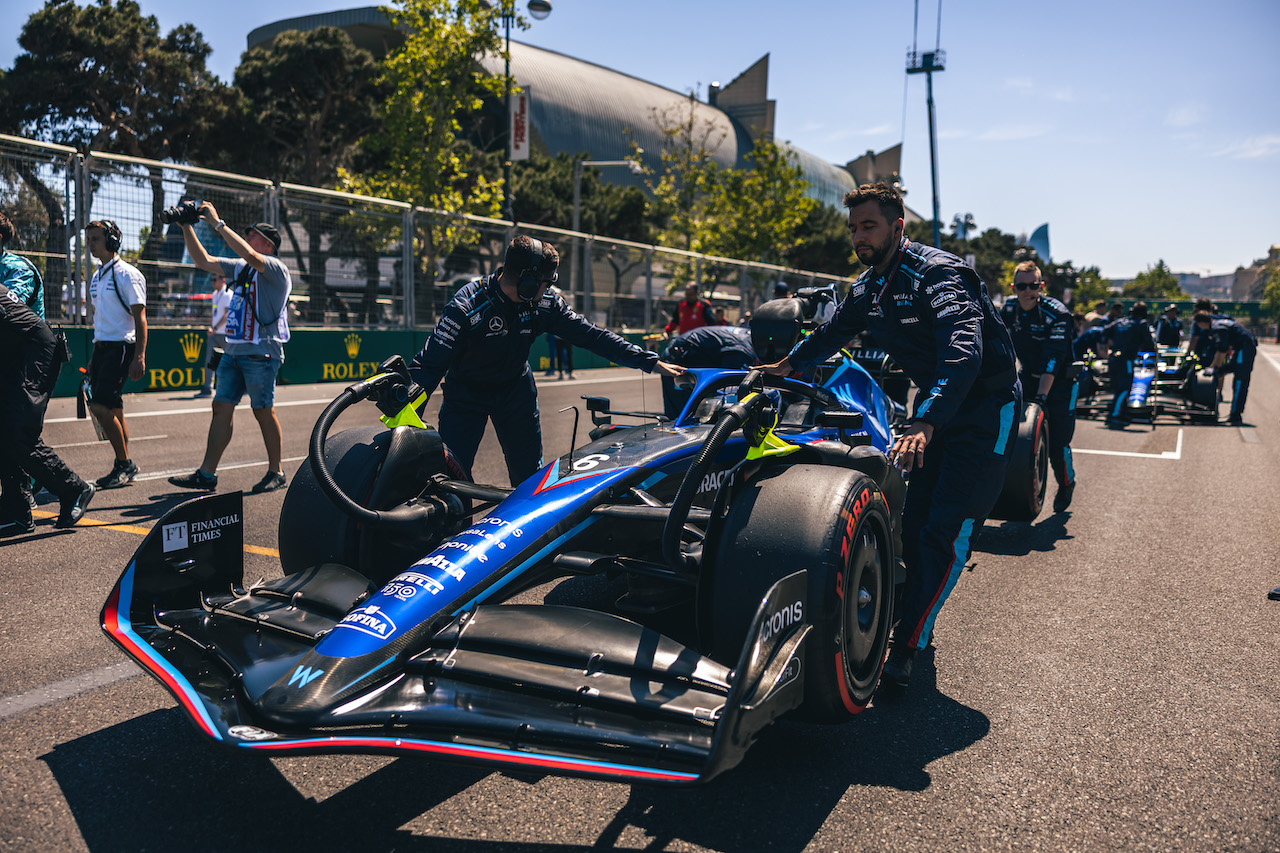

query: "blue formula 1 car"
xmin=102 ymin=354 xmax=911 ymax=785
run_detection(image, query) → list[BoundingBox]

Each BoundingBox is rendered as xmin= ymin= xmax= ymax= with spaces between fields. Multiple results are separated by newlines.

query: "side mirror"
xmin=815 ymin=410 xmax=867 ymax=446
xmin=582 ymin=396 xmax=611 ymax=428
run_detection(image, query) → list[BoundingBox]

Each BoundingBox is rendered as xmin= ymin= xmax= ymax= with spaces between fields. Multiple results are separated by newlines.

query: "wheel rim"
xmin=844 ymin=525 xmax=890 ymax=686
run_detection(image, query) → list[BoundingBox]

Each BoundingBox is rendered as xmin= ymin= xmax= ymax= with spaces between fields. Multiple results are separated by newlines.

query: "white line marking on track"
xmin=50 ymin=434 xmax=168 ymax=449
xmin=1262 ymin=350 xmax=1280 ymax=376
xmin=46 ymin=397 xmax=335 ymax=424
xmin=0 ymin=661 xmax=142 ymax=722
xmin=133 ymin=454 xmax=308 ymax=482
xmin=1073 ymin=428 xmax=1183 ymax=460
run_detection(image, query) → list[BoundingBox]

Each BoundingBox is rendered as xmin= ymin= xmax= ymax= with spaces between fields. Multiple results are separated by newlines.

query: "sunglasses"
xmin=1013 ymin=281 xmax=1041 ymax=291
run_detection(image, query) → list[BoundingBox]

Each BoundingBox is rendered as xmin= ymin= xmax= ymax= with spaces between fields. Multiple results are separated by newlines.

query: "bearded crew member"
xmin=409 ymin=236 xmax=684 ymax=487
xmin=760 ymin=183 xmax=1021 ymax=689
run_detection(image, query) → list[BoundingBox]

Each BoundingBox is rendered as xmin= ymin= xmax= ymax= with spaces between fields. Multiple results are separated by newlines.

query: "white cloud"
xmin=1165 ymin=104 xmax=1204 ymax=128
xmin=1213 ymin=135 xmax=1280 ymax=159
xmin=1051 ymin=87 xmax=1076 ymax=103
xmin=1004 ymin=77 xmax=1034 ymax=91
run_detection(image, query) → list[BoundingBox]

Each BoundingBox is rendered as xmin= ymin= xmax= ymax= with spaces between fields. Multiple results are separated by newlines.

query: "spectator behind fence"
xmin=195 ymin=272 xmax=230 ymax=398
xmin=84 ymin=219 xmax=147 ymax=489
xmin=170 ymin=203 xmax=292 ymax=494
xmin=663 ymin=283 xmax=716 ymax=338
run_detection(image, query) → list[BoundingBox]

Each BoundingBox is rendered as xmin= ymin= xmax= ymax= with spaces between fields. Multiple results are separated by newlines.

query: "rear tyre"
xmin=990 ymin=402 xmax=1049 ymax=522
xmin=701 ymin=465 xmax=895 ymax=720
xmin=1187 ymin=371 xmax=1219 ymax=423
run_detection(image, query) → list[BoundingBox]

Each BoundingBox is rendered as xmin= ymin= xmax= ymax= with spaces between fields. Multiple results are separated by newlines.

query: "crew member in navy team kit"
xmin=1001 ymin=261 xmax=1078 ymax=512
xmin=1154 ymin=304 xmax=1184 ymax=348
xmin=409 ymin=235 xmax=684 ymax=487
xmin=1101 ymin=301 xmax=1156 ymax=428
xmin=84 ymin=219 xmax=148 ymax=488
xmin=761 ymin=182 xmax=1021 ymax=688
xmin=169 ymin=202 xmax=292 ymax=493
xmin=0 ymin=283 xmax=95 ymax=534
xmin=1193 ymin=310 xmax=1257 ymax=426
xmin=660 ymin=323 xmax=757 ymax=418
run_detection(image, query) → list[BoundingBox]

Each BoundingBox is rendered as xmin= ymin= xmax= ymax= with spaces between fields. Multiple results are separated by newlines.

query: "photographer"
xmin=169 ymin=201 xmax=292 ymax=494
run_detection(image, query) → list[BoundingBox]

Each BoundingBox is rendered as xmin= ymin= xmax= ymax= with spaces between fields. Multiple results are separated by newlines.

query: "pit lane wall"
xmin=51 ymin=327 xmax=649 ymax=398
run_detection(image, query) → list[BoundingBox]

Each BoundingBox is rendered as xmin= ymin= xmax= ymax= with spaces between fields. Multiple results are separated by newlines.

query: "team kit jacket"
xmin=410 ymin=271 xmax=658 ymax=397
xmin=1000 ymin=294 xmax=1074 ymax=397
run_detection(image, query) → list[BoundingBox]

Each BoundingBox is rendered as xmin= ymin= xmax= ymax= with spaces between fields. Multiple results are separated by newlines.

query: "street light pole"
xmin=572 ymin=155 xmax=642 ymax=321
xmin=497 ymin=0 xmax=551 ymax=224
xmin=907 ymin=48 xmax=946 ymax=247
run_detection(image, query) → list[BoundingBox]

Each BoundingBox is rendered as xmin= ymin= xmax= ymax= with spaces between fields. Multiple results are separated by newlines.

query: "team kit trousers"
xmin=1042 ymin=382 xmax=1078 ymax=489
xmin=437 ymin=371 xmax=543 ymax=487
xmin=1108 ymin=356 xmax=1135 ymax=422
xmin=0 ymin=329 xmax=87 ymax=523
xmin=1221 ymin=346 xmax=1255 ymax=419
xmin=898 ymin=388 xmax=1020 ymax=652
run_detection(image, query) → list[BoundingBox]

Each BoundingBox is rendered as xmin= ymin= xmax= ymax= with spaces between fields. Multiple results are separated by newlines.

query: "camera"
xmin=159 ymin=199 xmax=202 ymax=225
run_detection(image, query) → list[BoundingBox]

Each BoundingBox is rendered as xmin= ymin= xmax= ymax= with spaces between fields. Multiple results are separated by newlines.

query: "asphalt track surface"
xmin=3 ymin=348 xmax=1279 ymax=852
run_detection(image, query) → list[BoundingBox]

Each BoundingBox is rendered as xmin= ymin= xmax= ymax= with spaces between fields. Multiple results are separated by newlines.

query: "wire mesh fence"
xmin=1 ymin=133 xmax=856 ymax=331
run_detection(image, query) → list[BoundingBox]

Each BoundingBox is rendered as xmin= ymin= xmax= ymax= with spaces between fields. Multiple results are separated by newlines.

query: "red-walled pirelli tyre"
xmin=702 ymin=464 xmax=895 ymax=721
xmin=990 ymin=402 xmax=1049 ymax=522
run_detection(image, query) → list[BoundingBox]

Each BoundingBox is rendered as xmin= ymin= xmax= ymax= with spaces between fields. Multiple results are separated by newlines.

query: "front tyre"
xmin=990 ymin=402 xmax=1049 ymax=522
xmin=701 ymin=465 xmax=895 ymax=720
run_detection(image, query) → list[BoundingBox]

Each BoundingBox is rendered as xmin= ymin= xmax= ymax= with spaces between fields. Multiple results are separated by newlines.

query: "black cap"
xmin=773 ymin=281 xmax=790 ymax=297
xmin=249 ymin=222 xmax=282 ymax=252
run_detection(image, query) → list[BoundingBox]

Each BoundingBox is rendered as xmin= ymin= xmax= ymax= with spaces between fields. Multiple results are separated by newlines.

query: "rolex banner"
xmin=510 ymin=89 xmax=531 ymax=161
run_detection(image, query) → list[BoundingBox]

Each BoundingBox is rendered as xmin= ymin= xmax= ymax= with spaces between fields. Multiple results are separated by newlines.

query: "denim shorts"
xmin=214 ymin=352 xmax=282 ymax=409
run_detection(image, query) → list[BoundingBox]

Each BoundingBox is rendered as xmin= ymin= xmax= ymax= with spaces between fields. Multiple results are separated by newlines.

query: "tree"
xmin=340 ymin=0 xmax=509 ymax=322
xmin=784 ymin=203 xmax=860 ymax=279
xmin=1259 ymin=259 xmax=1280 ymax=327
xmin=512 ymin=152 xmax=653 ymax=243
xmin=703 ymin=140 xmax=816 ymax=267
xmin=1124 ymin=260 xmax=1189 ymax=301
xmin=3 ymin=0 xmax=229 ymax=277
xmin=196 ymin=26 xmax=386 ymax=322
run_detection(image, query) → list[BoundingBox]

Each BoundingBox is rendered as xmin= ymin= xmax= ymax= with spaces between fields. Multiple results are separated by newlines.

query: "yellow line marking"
xmin=31 ymin=509 xmax=281 ymax=558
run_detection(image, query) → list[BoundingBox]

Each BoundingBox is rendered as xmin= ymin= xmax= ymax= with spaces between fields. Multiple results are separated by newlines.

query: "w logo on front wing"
xmin=288 ymin=665 xmax=325 ymax=688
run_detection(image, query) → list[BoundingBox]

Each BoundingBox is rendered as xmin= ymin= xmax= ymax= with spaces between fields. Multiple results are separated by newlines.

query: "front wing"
xmin=102 ymin=492 xmax=810 ymax=785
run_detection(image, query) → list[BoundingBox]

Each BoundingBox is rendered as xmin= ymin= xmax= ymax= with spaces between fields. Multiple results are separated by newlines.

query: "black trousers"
xmin=437 ymin=372 xmax=542 ymax=487
xmin=0 ymin=326 xmax=85 ymax=523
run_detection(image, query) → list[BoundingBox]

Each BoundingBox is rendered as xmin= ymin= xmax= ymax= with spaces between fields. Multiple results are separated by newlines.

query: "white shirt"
xmin=89 ymin=257 xmax=147 ymax=342
xmin=210 ymin=286 xmax=232 ymax=335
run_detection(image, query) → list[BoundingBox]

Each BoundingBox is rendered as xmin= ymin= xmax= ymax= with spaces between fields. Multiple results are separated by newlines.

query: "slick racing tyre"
xmin=1187 ymin=371 xmax=1219 ymax=424
xmin=702 ymin=464 xmax=895 ymax=721
xmin=990 ymin=402 xmax=1049 ymax=522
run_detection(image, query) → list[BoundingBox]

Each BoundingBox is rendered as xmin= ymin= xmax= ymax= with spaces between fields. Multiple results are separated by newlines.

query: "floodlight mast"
xmin=907 ymin=48 xmax=945 ymax=248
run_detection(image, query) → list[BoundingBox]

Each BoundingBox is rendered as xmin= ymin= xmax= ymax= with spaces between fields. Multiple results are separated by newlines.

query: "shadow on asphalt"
xmin=112 ymin=492 xmax=210 ymax=525
xmin=973 ymin=512 xmax=1073 ymax=557
xmin=43 ymin=612 xmax=988 ymax=853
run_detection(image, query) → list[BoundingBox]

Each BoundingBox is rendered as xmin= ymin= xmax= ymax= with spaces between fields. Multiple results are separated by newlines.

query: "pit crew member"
xmin=1001 ymin=261 xmax=1077 ymax=512
xmin=410 ymin=235 xmax=683 ymax=487
xmin=1154 ymin=304 xmax=1184 ymax=348
xmin=660 ymin=323 xmax=756 ymax=418
xmin=1193 ymin=310 xmax=1256 ymax=426
xmin=761 ymin=182 xmax=1021 ymax=689
xmin=1101 ymin=302 xmax=1156 ymax=428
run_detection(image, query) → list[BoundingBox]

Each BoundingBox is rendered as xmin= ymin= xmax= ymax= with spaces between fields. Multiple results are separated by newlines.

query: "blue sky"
xmin=5 ymin=0 xmax=1278 ymax=279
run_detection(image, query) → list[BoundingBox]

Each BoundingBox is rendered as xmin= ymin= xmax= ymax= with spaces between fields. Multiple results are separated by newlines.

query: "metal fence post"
xmin=266 ymin=184 xmax=277 ymax=227
xmin=402 ymin=206 xmax=415 ymax=329
xmin=643 ymin=248 xmax=654 ymax=330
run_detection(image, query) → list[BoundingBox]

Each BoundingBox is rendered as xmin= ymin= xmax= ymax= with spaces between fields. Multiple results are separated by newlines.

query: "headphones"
xmin=99 ymin=220 xmax=122 ymax=253
xmin=515 ymin=237 xmax=557 ymax=302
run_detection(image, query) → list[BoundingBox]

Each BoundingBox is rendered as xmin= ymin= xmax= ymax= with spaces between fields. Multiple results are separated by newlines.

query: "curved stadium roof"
xmin=250 ymin=9 xmax=858 ymax=208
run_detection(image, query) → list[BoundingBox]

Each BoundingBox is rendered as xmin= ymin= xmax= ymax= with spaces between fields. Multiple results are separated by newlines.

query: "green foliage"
xmin=197 ymin=27 xmax=384 ymax=186
xmin=703 ymin=139 xmax=816 ymax=267
xmin=631 ymin=93 xmax=727 ymax=257
xmin=1069 ymin=267 xmax=1112 ymax=308
xmin=512 ymin=152 xmax=654 ymax=243
xmin=4 ymin=0 xmax=227 ymax=159
xmin=1260 ymin=259 xmax=1280 ymax=321
xmin=784 ymin=203 xmax=860 ymax=278
xmin=1124 ymin=259 xmax=1190 ymax=301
